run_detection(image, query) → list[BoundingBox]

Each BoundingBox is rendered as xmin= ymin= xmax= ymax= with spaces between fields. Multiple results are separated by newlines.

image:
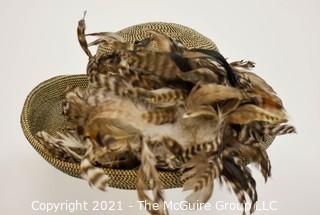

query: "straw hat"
xmin=20 ymin=22 xmax=274 ymax=189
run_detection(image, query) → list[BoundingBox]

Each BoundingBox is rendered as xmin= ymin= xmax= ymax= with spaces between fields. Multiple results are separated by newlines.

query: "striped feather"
xmin=262 ymin=123 xmax=296 ymax=136
xmin=142 ymin=108 xmax=176 ymax=125
xmin=220 ymin=157 xmax=258 ymax=215
xmin=36 ymin=131 xmax=86 ymax=162
xmin=77 ymin=12 xmax=92 ymax=58
xmin=80 ymin=156 xmax=110 ymax=191
xmin=186 ymin=84 xmax=251 ymax=109
xmin=182 ymin=155 xmax=219 ymax=203
xmin=137 ymin=140 xmax=167 ymax=215
xmin=146 ymin=88 xmax=185 ymax=106
xmin=226 ymin=104 xmax=287 ymax=124
xmin=178 ymin=68 xmax=220 ymax=84
xmin=183 ymin=154 xmax=222 ymax=183
xmin=129 ymin=51 xmax=182 ymax=81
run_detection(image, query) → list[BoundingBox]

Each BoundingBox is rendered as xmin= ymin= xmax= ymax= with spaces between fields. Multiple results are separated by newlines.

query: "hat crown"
xmin=116 ymin=22 xmax=218 ymax=51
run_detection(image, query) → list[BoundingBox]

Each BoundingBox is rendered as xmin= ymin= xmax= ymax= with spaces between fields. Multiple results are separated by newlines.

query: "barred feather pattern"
xmin=36 ymin=16 xmax=297 ymax=215
xmin=36 ymin=131 xmax=86 ymax=162
xmin=37 ymin=131 xmax=112 ymax=190
xmin=181 ymin=154 xmax=223 ymax=203
xmin=137 ymin=140 xmax=167 ymax=215
xmin=220 ymin=157 xmax=258 ymax=215
xmin=80 ymin=156 xmax=110 ymax=191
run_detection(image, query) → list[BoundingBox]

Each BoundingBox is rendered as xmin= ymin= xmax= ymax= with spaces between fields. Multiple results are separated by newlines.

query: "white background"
xmin=1 ymin=0 xmax=319 ymax=214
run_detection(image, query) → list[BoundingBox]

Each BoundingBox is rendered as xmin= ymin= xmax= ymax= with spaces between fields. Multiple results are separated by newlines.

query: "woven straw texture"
xmin=21 ymin=22 xmax=274 ymax=190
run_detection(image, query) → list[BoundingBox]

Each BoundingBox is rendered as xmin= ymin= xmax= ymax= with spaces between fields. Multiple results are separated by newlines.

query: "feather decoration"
xmin=36 ymin=15 xmax=296 ymax=215
xmin=137 ymin=139 xmax=167 ymax=215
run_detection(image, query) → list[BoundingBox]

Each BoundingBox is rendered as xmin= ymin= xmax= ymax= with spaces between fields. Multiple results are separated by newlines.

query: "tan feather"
xmin=142 ymin=107 xmax=176 ymax=125
xmin=80 ymin=156 xmax=110 ymax=191
xmin=230 ymin=60 xmax=256 ymax=69
xmin=226 ymin=104 xmax=287 ymax=124
xmin=262 ymin=123 xmax=296 ymax=136
xmin=237 ymin=70 xmax=283 ymax=109
xmin=137 ymin=140 xmax=167 ymax=215
xmin=178 ymin=68 xmax=220 ymax=84
xmin=182 ymin=154 xmax=222 ymax=203
xmin=77 ymin=11 xmax=92 ymax=58
xmin=128 ymin=51 xmax=182 ymax=81
xmin=145 ymin=30 xmax=173 ymax=52
xmin=36 ymin=131 xmax=86 ymax=162
xmin=146 ymin=88 xmax=185 ymax=106
xmin=186 ymin=84 xmax=251 ymax=109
